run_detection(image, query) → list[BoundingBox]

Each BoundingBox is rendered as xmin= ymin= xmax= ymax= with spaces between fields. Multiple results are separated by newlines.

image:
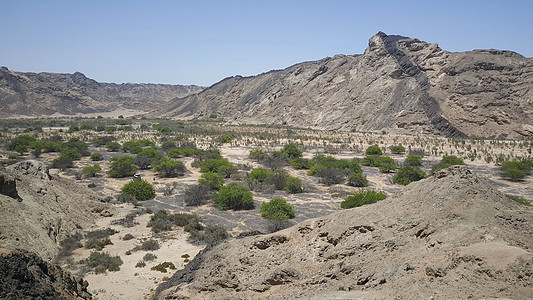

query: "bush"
xmin=501 ymin=160 xmax=532 ymax=182
xmin=290 ymin=157 xmax=314 ymax=169
xmin=248 ymin=167 xmax=271 ymax=183
xmin=90 ymin=153 xmax=103 ymax=161
xmin=120 ymin=179 xmax=156 ymax=201
xmin=50 ymin=156 xmax=73 ymax=170
xmin=249 ymin=148 xmax=266 ymax=160
xmin=260 ymin=197 xmax=295 ymax=220
xmin=431 ymin=155 xmax=465 ymax=173
xmin=81 ymin=251 xmax=123 ymax=274
xmin=83 ymin=164 xmax=102 ymax=177
xmin=220 ymin=135 xmax=232 ymax=143
xmin=143 ymin=253 xmax=158 ymax=261
xmin=404 ymin=155 xmax=422 ymax=167
xmin=213 ymin=183 xmax=254 ymax=210
xmin=183 ymin=184 xmax=212 ymax=206
xmin=139 ymin=239 xmax=160 ymax=251
xmin=187 ymin=224 xmax=228 ymax=245
xmin=8 ymin=135 xmax=37 ymax=154
xmin=341 ymin=189 xmax=387 ymax=209
xmin=390 ymin=145 xmax=406 ymax=154
xmin=147 ymin=210 xmax=202 ymax=233
xmin=284 ymin=176 xmax=303 ymax=193
xmin=315 ymin=167 xmax=346 ymax=185
xmin=365 ymin=145 xmax=382 ymax=155
xmin=151 ymin=261 xmax=176 ymax=273
xmin=347 ymin=173 xmax=369 ymax=187
xmin=123 ymin=233 xmax=134 ymax=241
xmin=200 ymin=158 xmax=237 ymax=178
xmin=393 ymin=166 xmax=426 ymax=185
xmin=507 ymin=194 xmax=531 ymax=206
xmin=198 ymin=172 xmax=225 ymax=189
xmin=105 ymin=141 xmax=121 ymax=152
xmin=375 ymin=156 xmax=396 ymax=173
xmin=153 ymin=158 xmax=186 ymax=177
xmin=108 ymin=156 xmax=138 ymax=178
xmin=281 ymin=143 xmax=303 ymax=160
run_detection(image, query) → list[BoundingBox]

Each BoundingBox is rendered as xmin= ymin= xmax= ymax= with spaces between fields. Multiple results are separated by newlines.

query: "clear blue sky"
xmin=1 ymin=0 xmax=532 ymax=86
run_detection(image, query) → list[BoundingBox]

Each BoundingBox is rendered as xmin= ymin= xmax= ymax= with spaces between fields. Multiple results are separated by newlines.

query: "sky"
xmin=1 ymin=0 xmax=532 ymax=86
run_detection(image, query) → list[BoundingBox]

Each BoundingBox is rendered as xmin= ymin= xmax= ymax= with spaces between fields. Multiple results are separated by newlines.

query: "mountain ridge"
xmin=157 ymin=32 xmax=533 ymax=138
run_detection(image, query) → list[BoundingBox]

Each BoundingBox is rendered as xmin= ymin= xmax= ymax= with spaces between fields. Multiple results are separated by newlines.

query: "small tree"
xmin=120 ymin=179 xmax=156 ymax=201
xmin=248 ymin=167 xmax=271 ymax=183
xmin=347 ymin=173 xmax=369 ymax=187
xmin=365 ymin=145 xmax=383 ymax=155
xmin=393 ymin=166 xmax=426 ymax=185
xmin=90 ymin=153 xmax=104 ymax=161
xmin=50 ymin=156 xmax=74 ymax=170
xmin=501 ymin=160 xmax=532 ymax=182
xmin=281 ymin=143 xmax=303 ymax=160
xmin=83 ymin=164 xmax=102 ymax=177
xmin=108 ymin=156 xmax=138 ymax=178
xmin=284 ymin=176 xmax=303 ymax=193
xmin=105 ymin=141 xmax=121 ymax=152
xmin=198 ymin=172 xmax=225 ymax=190
xmin=153 ymin=158 xmax=186 ymax=177
xmin=341 ymin=189 xmax=387 ymax=209
xmin=389 ymin=145 xmax=406 ymax=154
xmin=260 ymin=197 xmax=295 ymax=220
xmin=249 ymin=148 xmax=266 ymax=160
xmin=404 ymin=155 xmax=422 ymax=167
xmin=213 ymin=183 xmax=254 ymax=210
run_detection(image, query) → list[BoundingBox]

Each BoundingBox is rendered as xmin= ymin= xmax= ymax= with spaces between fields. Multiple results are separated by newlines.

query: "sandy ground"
xmin=68 ymin=205 xmax=203 ymax=300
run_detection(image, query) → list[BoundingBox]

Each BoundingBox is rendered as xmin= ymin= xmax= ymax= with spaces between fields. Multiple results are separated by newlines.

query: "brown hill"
xmin=0 ymin=67 xmax=204 ymax=117
xmin=155 ymin=166 xmax=533 ymax=299
xmin=158 ymin=32 xmax=533 ymax=139
xmin=0 ymin=160 xmax=110 ymax=261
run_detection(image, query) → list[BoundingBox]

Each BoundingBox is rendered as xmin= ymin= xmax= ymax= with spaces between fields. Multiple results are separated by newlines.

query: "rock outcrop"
xmin=158 ymin=32 xmax=533 ymax=138
xmin=0 ymin=160 xmax=110 ymax=261
xmin=0 ymin=248 xmax=91 ymax=300
xmin=0 ymin=67 xmax=204 ymax=117
xmin=155 ymin=166 xmax=533 ymax=299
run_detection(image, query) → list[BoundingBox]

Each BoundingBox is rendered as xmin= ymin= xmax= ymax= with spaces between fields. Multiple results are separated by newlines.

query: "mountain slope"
xmin=0 ymin=67 xmax=204 ymax=117
xmin=159 ymin=32 xmax=533 ymax=138
xmin=155 ymin=166 xmax=533 ymax=299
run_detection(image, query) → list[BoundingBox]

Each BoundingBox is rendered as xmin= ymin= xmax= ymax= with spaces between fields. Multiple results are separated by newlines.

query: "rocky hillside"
xmin=0 ymin=248 xmax=91 ymax=299
xmin=0 ymin=67 xmax=204 ymax=117
xmin=155 ymin=166 xmax=533 ymax=299
xmin=0 ymin=160 xmax=110 ymax=261
xmin=159 ymin=32 xmax=533 ymax=139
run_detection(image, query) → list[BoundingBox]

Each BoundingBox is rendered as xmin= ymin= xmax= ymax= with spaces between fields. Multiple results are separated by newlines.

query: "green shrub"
xmin=120 ymin=179 xmax=156 ymax=201
xmin=390 ymin=145 xmax=406 ymax=154
xmin=375 ymin=156 xmax=396 ymax=173
xmin=200 ymin=158 xmax=237 ymax=177
xmin=284 ymin=176 xmax=303 ymax=193
xmin=404 ymin=155 xmax=422 ymax=167
xmin=290 ymin=157 xmax=314 ymax=169
xmin=82 ymin=164 xmax=102 ymax=177
xmin=248 ymin=167 xmax=271 ymax=183
xmin=161 ymin=141 xmax=177 ymax=151
xmin=187 ymin=224 xmax=228 ymax=245
xmin=365 ymin=145 xmax=382 ymax=155
xmin=105 ymin=141 xmax=121 ymax=152
xmin=220 ymin=135 xmax=232 ymax=143
xmin=431 ymin=155 xmax=465 ymax=173
xmin=281 ymin=143 xmax=303 ymax=160
xmin=151 ymin=261 xmax=176 ymax=273
xmin=8 ymin=135 xmax=37 ymax=153
xmin=153 ymin=158 xmax=186 ymax=177
xmin=50 ymin=156 xmax=73 ymax=170
xmin=393 ymin=166 xmax=426 ymax=185
xmin=167 ymin=148 xmax=182 ymax=158
xmin=90 ymin=153 xmax=103 ymax=161
xmin=507 ymin=194 xmax=531 ymax=206
xmin=249 ymin=148 xmax=266 ymax=160
xmin=198 ymin=172 xmax=225 ymax=189
xmin=501 ymin=160 xmax=532 ymax=182
xmin=139 ymin=239 xmax=160 ymax=251
xmin=60 ymin=148 xmax=83 ymax=161
xmin=260 ymin=198 xmax=295 ymax=220
xmin=341 ymin=189 xmax=387 ymax=209
xmin=213 ymin=183 xmax=254 ymax=210
xmin=81 ymin=251 xmax=123 ymax=274
xmin=108 ymin=156 xmax=138 ymax=178
xmin=347 ymin=173 xmax=369 ymax=187
xmin=147 ymin=210 xmax=202 ymax=233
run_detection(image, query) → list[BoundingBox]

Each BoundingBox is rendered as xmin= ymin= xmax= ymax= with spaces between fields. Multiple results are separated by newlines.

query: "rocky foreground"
xmin=155 ymin=166 xmax=533 ymax=299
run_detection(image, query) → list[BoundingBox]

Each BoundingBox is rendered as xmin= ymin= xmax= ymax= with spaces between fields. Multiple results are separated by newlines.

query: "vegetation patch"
xmin=341 ymin=189 xmax=387 ymax=209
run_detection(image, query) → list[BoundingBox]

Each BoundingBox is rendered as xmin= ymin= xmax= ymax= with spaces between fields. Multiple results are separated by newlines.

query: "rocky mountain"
xmin=155 ymin=166 xmax=533 ymax=299
xmin=158 ymin=32 xmax=533 ymax=139
xmin=0 ymin=67 xmax=204 ymax=117
xmin=0 ymin=160 xmax=110 ymax=261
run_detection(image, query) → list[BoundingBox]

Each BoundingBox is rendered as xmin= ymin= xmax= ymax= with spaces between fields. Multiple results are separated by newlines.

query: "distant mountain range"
xmin=157 ymin=32 xmax=533 ymax=139
xmin=0 ymin=67 xmax=203 ymax=116
xmin=2 ymin=32 xmax=532 ymax=138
